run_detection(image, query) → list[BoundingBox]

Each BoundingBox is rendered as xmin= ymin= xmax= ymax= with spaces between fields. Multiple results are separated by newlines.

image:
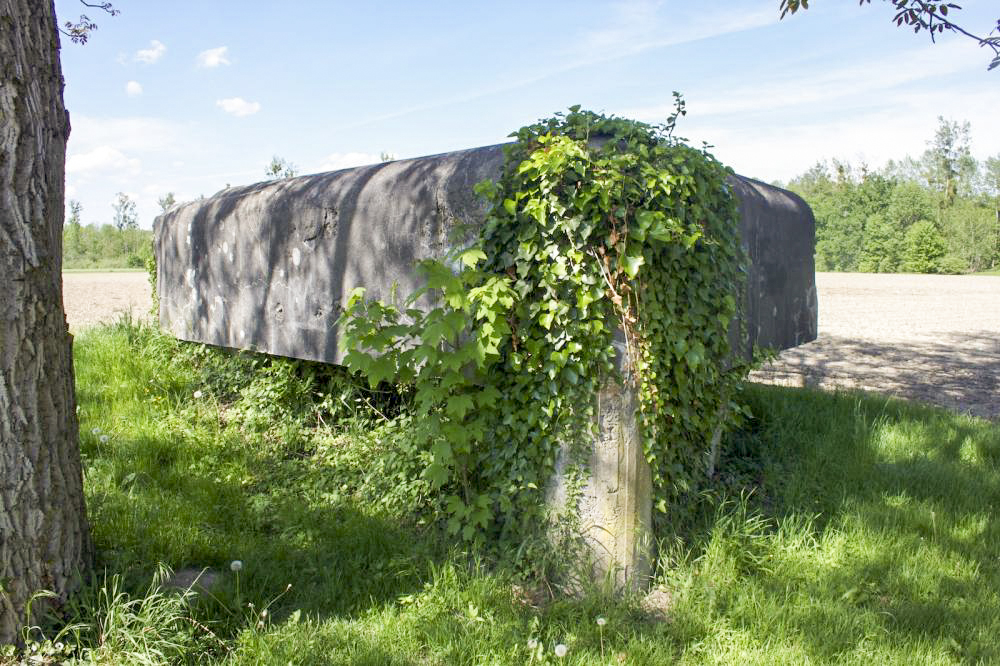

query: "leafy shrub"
xmin=937 ymin=254 xmax=968 ymax=274
xmin=902 ymin=220 xmax=947 ymax=273
xmin=341 ymin=102 xmax=747 ymax=548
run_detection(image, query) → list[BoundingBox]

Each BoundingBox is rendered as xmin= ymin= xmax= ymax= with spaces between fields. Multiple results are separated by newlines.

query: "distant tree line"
xmin=64 ymin=152 xmax=305 ymax=270
xmin=785 ymin=118 xmax=1000 ymax=274
xmin=62 ymin=191 xmax=166 ymax=269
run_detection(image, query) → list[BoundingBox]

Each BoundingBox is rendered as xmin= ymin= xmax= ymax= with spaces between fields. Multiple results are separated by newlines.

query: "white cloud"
xmin=125 ymin=80 xmax=143 ymax=97
xmin=197 ymin=46 xmax=231 ymax=68
xmin=134 ymin=40 xmax=166 ymax=64
xmin=326 ymin=4 xmax=779 ymax=134
xmin=316 ymin=152 xmax=385 ymax=172
xmin=695 ymin=42 xmax=969 ymax=119
xmin=216 ymin=97 xmax=261 ymax=117
xmin=612 ymin=39 xmax=1000 ymax=183
xmin=68 ymin=116 xmax=187 ymax=154
xmin=66 ymin=146 xmax=141 ymax=175
xmin=676 ymin=84 xmax=1000 ymax=184
xmin=573 ymin=3 xmax=776 ymax=68
xmin=622 ymin=40 xmax=974 ymax=126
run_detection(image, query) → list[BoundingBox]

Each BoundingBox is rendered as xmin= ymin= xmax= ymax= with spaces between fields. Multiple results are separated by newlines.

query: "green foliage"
xmin=265 ymin=156 xmax=298 ymax=180
xmin=35 ymin=322 xmax=1000 ymax=664
xmin=902 ymin=220 xmax=946 ymax=273
xmin=779 ymin=0 xmax=1000 ymax=71
xmin=858 ymin=214 xmax=904 ymax=272
xmin=789 ymin=121 xmax=1000 ymax=274
xmin=62 ymin=220 xmax=153 ymax=270
xmin=341 ymin=104 xmax=746 ymax=549
xmin=941 ymin=199 xmax=997 ymax=272
xmin=923 ymin=117 xmax=976 ymax=205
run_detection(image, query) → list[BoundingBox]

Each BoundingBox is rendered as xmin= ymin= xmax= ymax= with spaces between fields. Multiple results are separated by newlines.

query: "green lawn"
xmin=63 ymin=267 xmax=147 ymax=273
xmin=19 ymin=320 xmax=999 ymax=664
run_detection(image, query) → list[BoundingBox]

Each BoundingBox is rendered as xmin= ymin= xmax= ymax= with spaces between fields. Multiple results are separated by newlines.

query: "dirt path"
xmin=62 ymin=271 xmax=153 ymax=332
xmin=750 ymin=272 xmax=1000 ymax=421
xmin=62 ymin=271 xmax=998 ymax=420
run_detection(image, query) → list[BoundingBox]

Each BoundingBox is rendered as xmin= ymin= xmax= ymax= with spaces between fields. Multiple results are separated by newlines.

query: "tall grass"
xmin=7 ymin=318 xmax=996 ymax=664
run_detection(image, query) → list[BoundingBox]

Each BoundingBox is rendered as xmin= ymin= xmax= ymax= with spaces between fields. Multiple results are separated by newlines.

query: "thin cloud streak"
xmin=622 ymin=40 xmax=975 ymax=123
xmin=573 ymin=3 xmax=777 ymax=68
xmin=326 ymin=5 xmax=778 ymax=134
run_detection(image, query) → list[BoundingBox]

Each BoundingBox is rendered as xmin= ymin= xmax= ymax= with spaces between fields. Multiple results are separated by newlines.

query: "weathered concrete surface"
xmin=730 ymin=177 xmax=818 ymax=354
xmin=154 ymin=142 xmax=816 ymax=589
xmin=154 ymin=144 xmax=816 ymax=363
xmin=155 ymin=146 xmax=503 ymax=362
xmin=546 ymin=372 xmax=653 ymax=590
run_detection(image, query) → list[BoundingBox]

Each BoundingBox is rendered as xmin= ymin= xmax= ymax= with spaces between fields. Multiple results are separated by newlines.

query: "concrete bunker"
xmin=154 ymin=142 xmax=817 ymax=587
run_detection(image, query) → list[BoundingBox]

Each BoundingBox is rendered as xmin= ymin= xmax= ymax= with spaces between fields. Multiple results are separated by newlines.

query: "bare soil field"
xmin=750 ymin=272 xmax=999 ymax=421
xmin=62 ymin=271 xmax=998 ymax=420
xmin=63 ymin=271 xmax=152 ymax=332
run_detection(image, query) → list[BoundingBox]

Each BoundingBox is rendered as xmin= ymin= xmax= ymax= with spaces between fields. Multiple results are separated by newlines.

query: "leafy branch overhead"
xmin=780 ymin=0 xmax=1000 ymax=70
xmin=340 ymin=102 xmax=748 ymax=549
xmin=61 ymin=1 xmax=119 ymax=45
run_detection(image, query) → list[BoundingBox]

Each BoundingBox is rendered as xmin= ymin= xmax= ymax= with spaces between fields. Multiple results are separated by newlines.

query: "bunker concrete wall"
xmin=154 ymin=143 xmax=817 ymax=364
xmin=153 ymin=142 xmax=817 ymax=588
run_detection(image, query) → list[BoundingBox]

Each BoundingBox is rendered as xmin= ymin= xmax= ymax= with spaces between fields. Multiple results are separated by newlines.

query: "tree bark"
xmin=0 ymin=0 xmax=92 ymax=644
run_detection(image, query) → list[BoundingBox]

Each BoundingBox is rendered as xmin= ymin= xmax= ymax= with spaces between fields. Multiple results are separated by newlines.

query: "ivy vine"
xmin=340 ymin=100 xmax=747 ymax=551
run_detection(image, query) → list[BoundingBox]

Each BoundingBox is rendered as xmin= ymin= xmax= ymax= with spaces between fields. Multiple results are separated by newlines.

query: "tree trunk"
xmin=0 ymin=0 xmax=92 ymax=644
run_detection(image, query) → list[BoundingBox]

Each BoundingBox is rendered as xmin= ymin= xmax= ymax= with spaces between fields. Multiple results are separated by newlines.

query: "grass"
xmin=63 ymin=267 xmax=147 ymax=273
xmin=12 ymin=319 xmax=1000 ymax=664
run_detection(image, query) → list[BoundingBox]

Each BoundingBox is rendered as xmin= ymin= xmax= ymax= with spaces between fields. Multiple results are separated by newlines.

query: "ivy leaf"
xmin=367 ymin=355 xmax=396 ymax=388
xmin=460 ymin=248 xmax=488 ymax=267
xmin=446 ymin=394 xmax=475 ymax=419
xmin=503 ymin=199 xmax=517 ymax=216
xmin=622 ymin=253 xmax=645 ymax=279
xmin=425 ymin=462 xmax=449 ymax=489
xmin=345 ymin=286 xmax=367 ymax=305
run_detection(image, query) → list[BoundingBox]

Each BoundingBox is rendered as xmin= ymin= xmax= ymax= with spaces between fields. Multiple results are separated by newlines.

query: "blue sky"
xmin=54 ymin=0 xmax=1000 ymax=228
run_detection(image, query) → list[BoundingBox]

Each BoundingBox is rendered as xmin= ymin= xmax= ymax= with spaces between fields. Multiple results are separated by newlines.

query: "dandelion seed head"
xmin=91 ymin=427 xmax=101 ymax=435
xmin=99 ymin=435 xmax=109 ymax=443
xmin=193 ymin=390 xmax=203 ymax=399
xmin=527 ymin=639 xmax=538 ymax=650
xmin=554 ymin=643 xmax=568 ymax=657
xmin=230 ymin=560 xmax=242 ymax=572
xmin=597 ymin=616 xmax=607 ymax=626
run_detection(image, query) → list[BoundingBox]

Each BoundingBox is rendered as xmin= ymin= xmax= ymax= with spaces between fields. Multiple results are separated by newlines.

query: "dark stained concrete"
xmin=154 ymin=143 xmax=817 ymax=364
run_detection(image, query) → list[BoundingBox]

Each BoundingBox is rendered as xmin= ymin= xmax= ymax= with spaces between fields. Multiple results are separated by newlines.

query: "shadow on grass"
xmin=73 ymin=320 xmax=1000 ymax=663
xmin=672 ymin=383 xmax=1000 ymax=662
xmin=750 ymin=330 xmax=1000 ymax=421
xmin=82 ymin=428 xmax=447 ymax=625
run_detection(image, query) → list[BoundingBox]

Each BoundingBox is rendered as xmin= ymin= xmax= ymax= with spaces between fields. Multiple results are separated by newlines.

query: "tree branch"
xmin=59 ymin=1 xmax=118 ymax=45
xmin=779 ymin=0 xmax=1000 ymax=70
